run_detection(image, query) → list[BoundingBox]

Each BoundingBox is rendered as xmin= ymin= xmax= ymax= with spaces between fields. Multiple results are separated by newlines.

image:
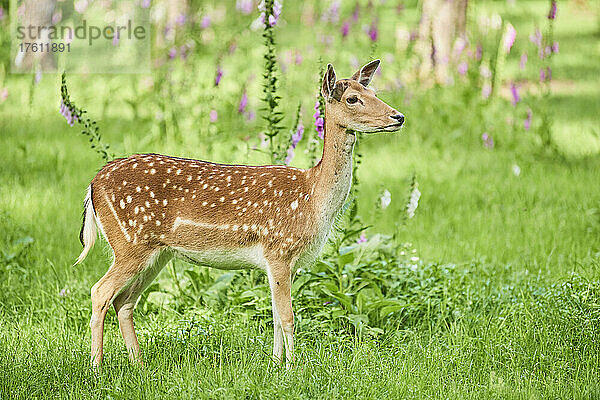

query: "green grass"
xmin=1 ymin=0 xmax=600 ymax=398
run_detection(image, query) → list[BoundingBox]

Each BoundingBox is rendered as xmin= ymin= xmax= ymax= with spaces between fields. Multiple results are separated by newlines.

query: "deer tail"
xmin=75 ymin=185 xmax=97 ymax=266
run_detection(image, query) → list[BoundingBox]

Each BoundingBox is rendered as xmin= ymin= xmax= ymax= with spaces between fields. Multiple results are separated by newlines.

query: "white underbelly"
xmin=171 ymin=245 xmax=267 ymax=270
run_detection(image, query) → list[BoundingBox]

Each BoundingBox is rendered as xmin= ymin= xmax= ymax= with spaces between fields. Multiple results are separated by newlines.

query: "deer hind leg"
xmin=271 ymin=298 xmax=284 ymax=364
xmin=267 ymin=259 xmax=294 ymax=368
xmin=90 ymin=249 xmax=154 ymax=368
xmin=112 ymin=251 xmax=172 ymax=364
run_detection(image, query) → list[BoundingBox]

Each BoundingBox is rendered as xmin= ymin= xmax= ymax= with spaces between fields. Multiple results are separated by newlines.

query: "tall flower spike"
xmin=503 ymin=23 xmax=517 ymax=54
xmin=548 ymin=0 xmax=557 ymax=20
xmin=215 ymin=65 xmax=223 ymax=86
xmin=367 ymin=19 xmax=378 ymax=42
xmin=520 ymin=53 xmax=528 ymax=70
xmin=524 ymin=108 xmax=532 ymax=130
xmin=510 ymin=83 xmax=520 ymax=105
xmin=341 ymin=20 xmax=350 ymax=38
xmin=286 ymin=107 xmax=304 ymax=165
xmin=238 ymin=92 xmax=248 ymax=113
xmin=313 ymin=100 xmax=324 ymax=139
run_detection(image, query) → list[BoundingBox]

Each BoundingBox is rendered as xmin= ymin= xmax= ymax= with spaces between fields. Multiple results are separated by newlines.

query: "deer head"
xmin=321 ymin=60 xmax=404 ymax=133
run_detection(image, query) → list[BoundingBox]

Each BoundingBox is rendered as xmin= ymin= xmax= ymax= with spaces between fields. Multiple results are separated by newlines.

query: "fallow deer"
xmin=75 ymin=60 xmax=404 ymax=368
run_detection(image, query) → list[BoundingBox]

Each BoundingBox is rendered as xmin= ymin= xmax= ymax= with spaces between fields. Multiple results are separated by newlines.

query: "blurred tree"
xmin=14 ymin=0 xmax=56 ymax=71
xmin=415 ymin=0 xmax=468 ymax=84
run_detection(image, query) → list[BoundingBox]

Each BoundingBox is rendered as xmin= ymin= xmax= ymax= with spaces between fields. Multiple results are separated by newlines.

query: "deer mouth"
xmin=370 ymin=123 xmax=404 ymax=133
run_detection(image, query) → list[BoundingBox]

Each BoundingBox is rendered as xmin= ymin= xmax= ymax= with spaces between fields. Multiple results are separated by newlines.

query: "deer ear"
xmin=321 ymin=64 xmax=337 ymax=100
xmin=351 ymin=59 xmax=380 ymax=87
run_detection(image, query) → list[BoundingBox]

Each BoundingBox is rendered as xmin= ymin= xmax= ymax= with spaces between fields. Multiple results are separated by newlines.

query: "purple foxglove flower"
xmin=59 ymin=100 xmax=78 ymax=126
xmin=457 ymin=62 xmax=468 ymax=76
xmin=295 ymin=51 xmax=302 ymax=65
xmin=215 ymin=65 xmax=223 ymax=86
xmin=510 ymin=83 xmax=520 ymax=105
xmin=481 ymin=85 xmax=491 ymax=100
xmin=551 ymin=41 xmax=559 ymax=53
xmin=482 ymin=133 xmax=494 ymax=149
xmin=539 ymin=68 xmax=546 ymax=82
xmin=0 ymin=88 xmax=7 ymax=102
xmin=367 ymin=19 xmax=378 ymax=42
xmin=453 ymin=38 xmax=467 ymax=59
xmin=548 ymin=0 xmax=557 ymax=20
xmin=52 ymin=10 xmax=62 ymax=24
xmin=273 ymin=0 xmax=282 ymax=18
xmin=168 ymin=47 xmax=176 ymax=59
xmin=246 ymin=110 xmax=256 ymax=121
xmin=322 ymin=1 xmax=340 ymax=23
xmin=529 ymin=29 xmax=542 ymax=48
xmin=480 ymin=64 xmax=491 ymax=79
xmin=520 ymin=52 xmax=528 ymax=70
xmin=356 ymin=233 xmax=367 ymax=244
xmin=341 ymin=20 xmax=350 ymax=38
xmin=175 ymin=13 xmax=186 ymax=26
xmin=268 ymin=14 xmax=277 ymax=27
xmin=209 ymin=109 xmax=218 ymax=123
xmin=201 ymin=15 xmax=211 ymax=29
xmin=291 ymin=122 xmax=304 ymax=148
xmin=180 ymin=44 xmax=190 ymax=60
xmin=315 ymin=117 xmax=324 ymax=139
xmin=313 ymin=100 xmax=325 ymax=139
xmin=236 ymin=0 xmax=253 ymax=15
xmin=0 ymin=7 xmax=4 ymax=21
xmin=238 ymin=92 xmax=248 ymax=113
xmin=352 ymin=2 xmax=360 ymax=22
xmin=285 ymin=146 xmax=295 ymax=165
xmin=141 ymin=0 xmax=151 ymax=9
xmin=313 ymin=100 xmax=324 ymax=138
xmin=476 ymin=43 xmax=483 ymax=60
xmin=503 ymin=24 xmax=517 ymax=53
xmin=524 ymin=108 xmax=532 ymax=130
xmin=74 ymin=0 xmax=88 ymax=14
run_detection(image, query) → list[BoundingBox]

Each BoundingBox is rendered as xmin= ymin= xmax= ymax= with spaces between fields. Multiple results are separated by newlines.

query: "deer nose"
xmin=391 ymin=113 xmax=405 ymax=126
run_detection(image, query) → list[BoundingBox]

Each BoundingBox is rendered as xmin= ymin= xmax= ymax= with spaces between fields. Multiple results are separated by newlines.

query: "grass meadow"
xmin=1 ymin=0 xmax=599 ymax=398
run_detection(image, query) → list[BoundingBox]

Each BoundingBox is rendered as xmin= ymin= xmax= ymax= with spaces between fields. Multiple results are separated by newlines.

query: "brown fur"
xmin=79 ymin=60 xmax=404 ymax=368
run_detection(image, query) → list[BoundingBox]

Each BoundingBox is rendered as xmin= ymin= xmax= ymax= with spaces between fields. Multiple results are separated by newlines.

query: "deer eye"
xmin=346 ymin=96 xmax=359 ymax=104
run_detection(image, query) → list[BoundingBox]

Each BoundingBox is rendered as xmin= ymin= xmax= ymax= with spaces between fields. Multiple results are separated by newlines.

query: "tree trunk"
xmin=14 ymin=0 xmax=56 ymax=72
xmin=415 ymin=0 xmax=468 ymax=84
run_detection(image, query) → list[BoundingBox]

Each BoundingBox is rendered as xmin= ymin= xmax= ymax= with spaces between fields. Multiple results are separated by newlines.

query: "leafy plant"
xmin=260 ymin=0 xmax=285 ymax=163
xmin=59 ymin=72 xmax=113 ymax=162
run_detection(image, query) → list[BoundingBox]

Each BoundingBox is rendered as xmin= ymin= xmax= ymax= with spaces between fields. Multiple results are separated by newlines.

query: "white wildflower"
xmin=406 ymin=187 xmax=421 ymax=218
xmin=512 ymin=164 xmax=521 ymax=176
xmin=490 ymin=13 xmax=502 ymax=30
xmin=380 ymin=189 xmax=392 ymax=209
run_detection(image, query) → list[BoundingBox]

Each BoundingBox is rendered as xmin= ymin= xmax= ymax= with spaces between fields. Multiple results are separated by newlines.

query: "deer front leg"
xmin=267 ymin=261 xmax=294 ymax=368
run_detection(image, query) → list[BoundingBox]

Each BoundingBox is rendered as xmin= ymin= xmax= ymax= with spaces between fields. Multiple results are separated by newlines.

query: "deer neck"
xmin=310 ymin=111 xmax=356 ymax=221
